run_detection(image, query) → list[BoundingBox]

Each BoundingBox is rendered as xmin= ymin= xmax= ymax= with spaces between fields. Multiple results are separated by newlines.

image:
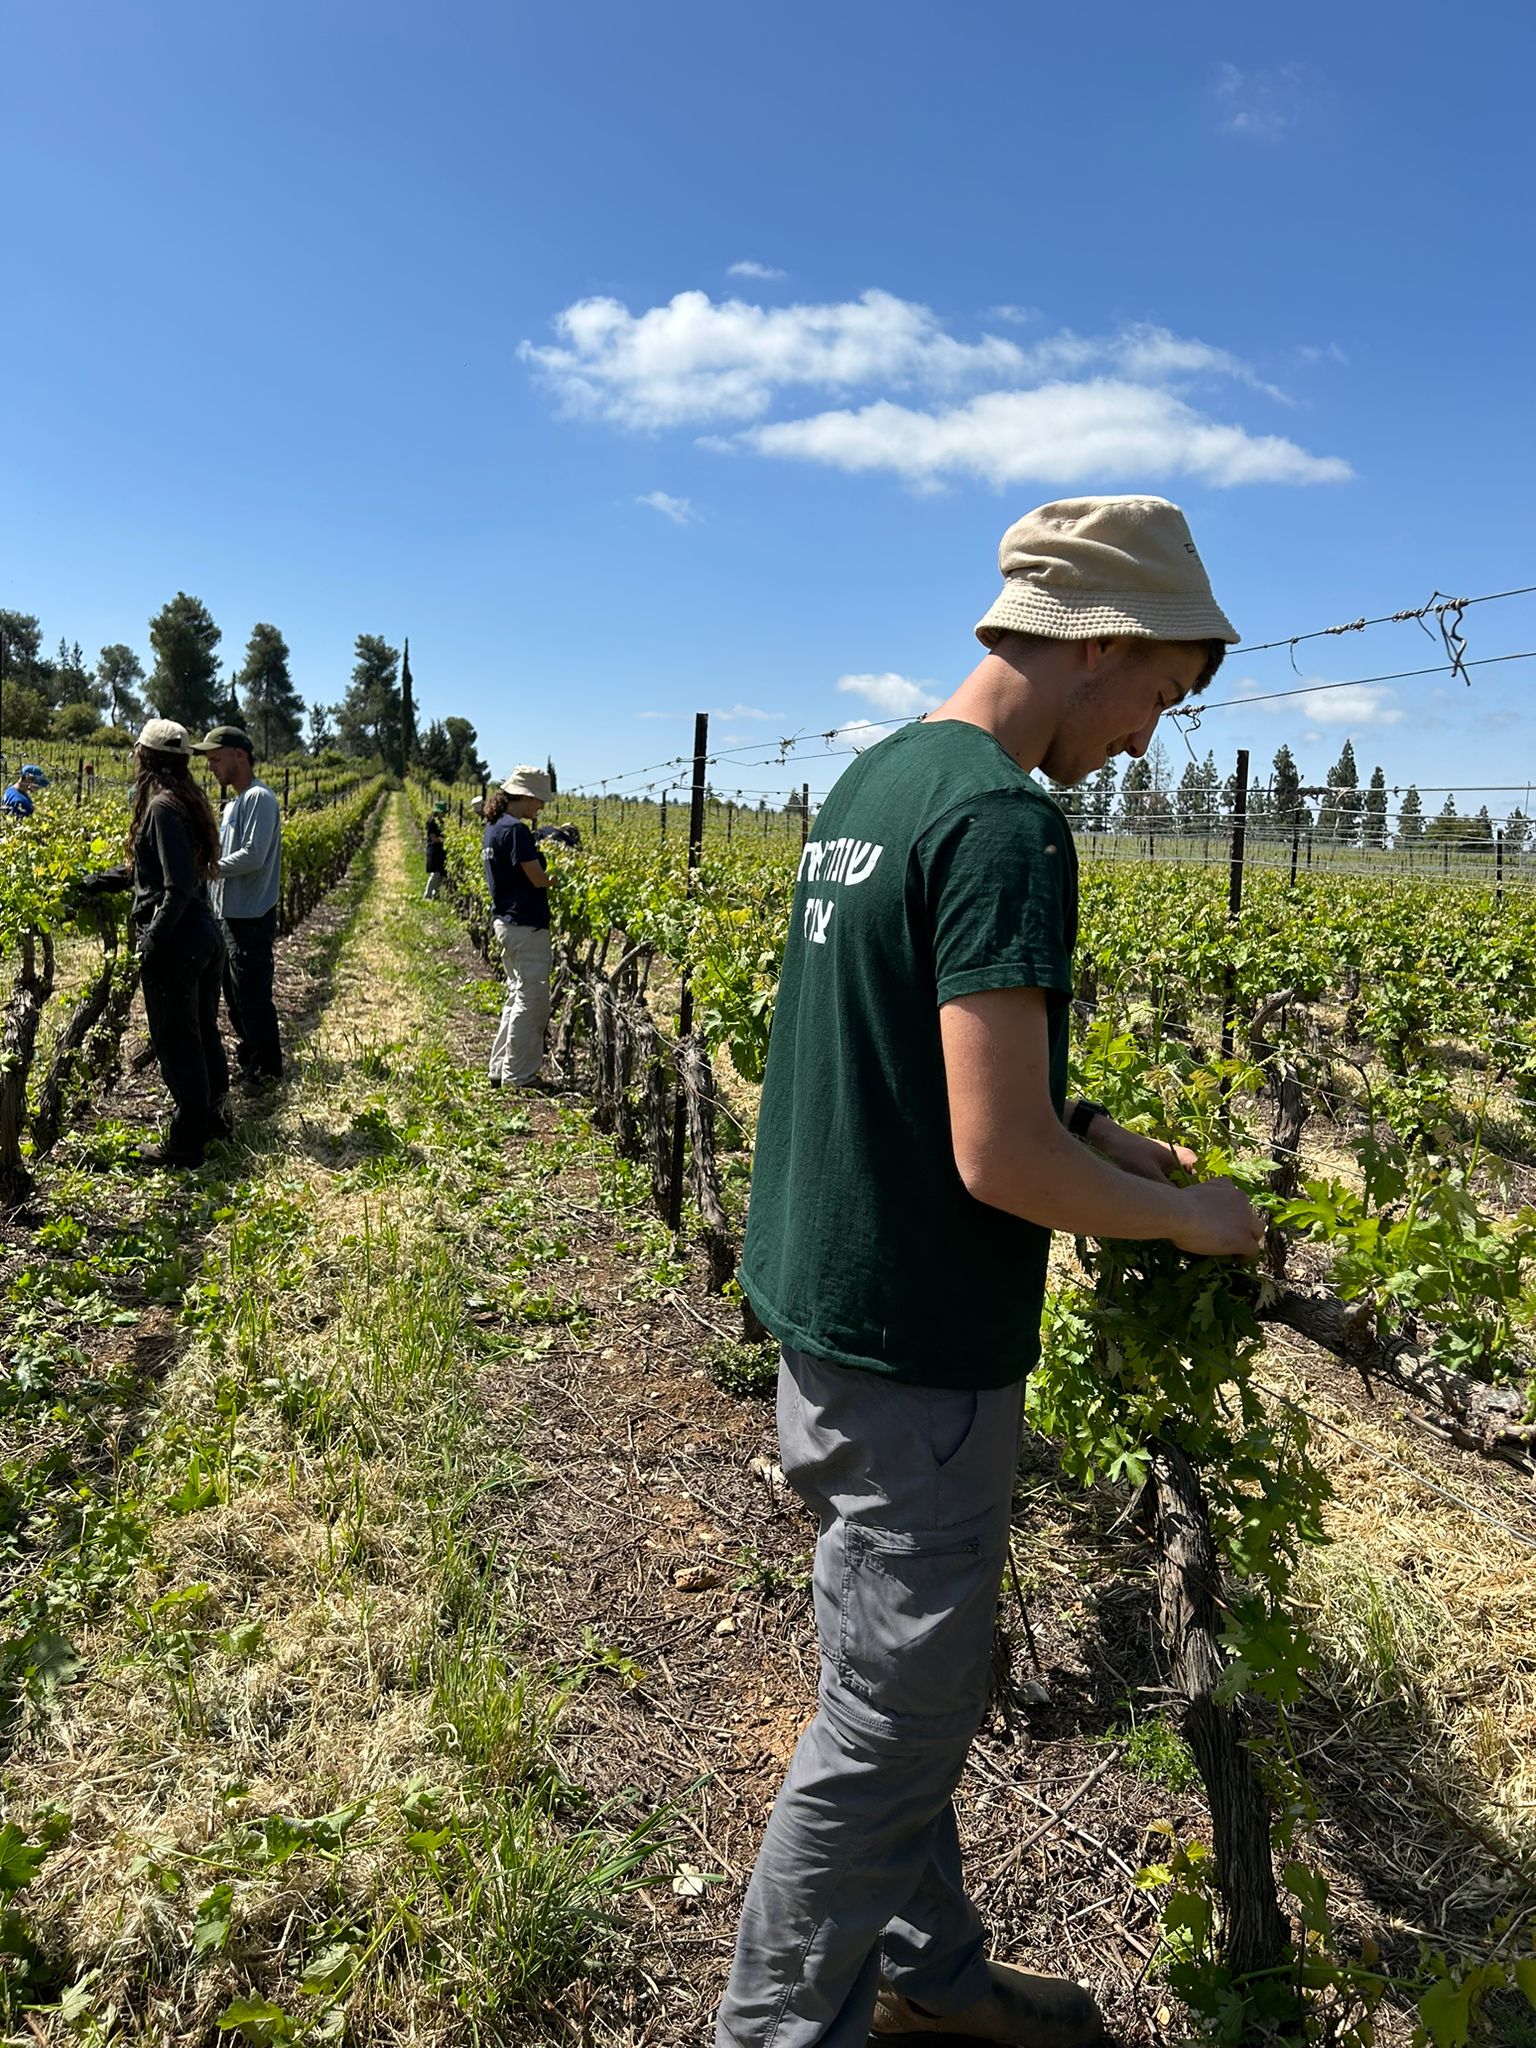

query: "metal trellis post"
xmin=1220 ymin=748 xmax=1250 ymax=1085
xmin=667 ymin=713 xmax=709 ymax=1233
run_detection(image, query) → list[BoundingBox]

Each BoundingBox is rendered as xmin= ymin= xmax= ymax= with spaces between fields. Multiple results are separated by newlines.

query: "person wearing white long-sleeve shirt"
xmin=192 ymin=725 xmax=285 ymax=1092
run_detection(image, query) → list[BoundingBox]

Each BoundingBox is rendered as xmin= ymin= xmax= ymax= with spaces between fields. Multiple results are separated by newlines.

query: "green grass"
xmin=1 ymin=801 xmax=673 ymax=2043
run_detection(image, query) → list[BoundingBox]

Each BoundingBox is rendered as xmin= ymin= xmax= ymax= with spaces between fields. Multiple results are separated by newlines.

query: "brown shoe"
xmin=872 ymin=1961 xmax=1105 ymax=2046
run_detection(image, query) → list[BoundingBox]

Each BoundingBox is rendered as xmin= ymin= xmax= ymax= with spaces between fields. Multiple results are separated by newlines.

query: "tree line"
xmin=1049 ymin=738 xmax=1529 ymax=853
xmin=0 ymin=599 xmax=491 ymax=784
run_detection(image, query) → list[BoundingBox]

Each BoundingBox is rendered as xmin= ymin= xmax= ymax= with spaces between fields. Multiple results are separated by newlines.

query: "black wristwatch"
xmin=1067 ymin=1098 xmax=1109 ymax=1141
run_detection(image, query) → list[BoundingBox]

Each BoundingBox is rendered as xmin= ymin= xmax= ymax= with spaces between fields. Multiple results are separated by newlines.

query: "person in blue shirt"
xmin=2 ymin=764 xmax=50 ymax=817
xmin=481 ymin=765 xmax=553 ymax=1088
xmin=191 ymin=725 xmax=285 ymax=1093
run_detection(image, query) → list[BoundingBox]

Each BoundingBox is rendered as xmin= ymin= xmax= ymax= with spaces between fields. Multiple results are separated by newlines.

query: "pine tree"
xmin=1271 ymin=745 xmax=1302 ymax=834
xmin=148 ymin=593 xmax=223 ymax=728
xmin=1395 ymin=785 xmax=1425 ymax=846
xmin=96 ymin=644 xmax=146 ymax=728
xmin=1140 ymin=739 xmax=1174 ymax=835
xmin=51 ymin=636 xmax=98 ymax=708
xmin=1425 ymin=793 xmax=1462 ymax=843
xmin=1047 ymin=775 xmax=1084 ymax=824
xmin=1320 ymin=738 xmax=1361 ymax=843
xmin=0 ymin=612 xmax=43 ymax=683
xmin=1246 ymin=777 xmax=1270 ymax=839
xmin=337 ymin=635 xmax=403 ymax=770
xmin=1117 ymin=756 xmax=1153 ymax=832
xmin=1505 ymin=808 xmax=1529 ymax=854
xmin=237 ymin=623 xmax=305 ymax=757
xmin=1087 ymin=759 xmax=1117 ymax=831
xmin=1202 ymin=750 xmax=1222 ymax=830
xmin=546 ymin=756 xmax=558 ymax=796
xmin=1362 ymin=766 xmax=1389 ymax=850
xmin=1175 ymin=759 xmax=1205 ymax=835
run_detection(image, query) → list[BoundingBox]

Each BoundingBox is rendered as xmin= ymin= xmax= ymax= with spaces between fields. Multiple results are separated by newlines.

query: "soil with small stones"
xmin=461 ymin=1128 xmax=1536 ymax=2043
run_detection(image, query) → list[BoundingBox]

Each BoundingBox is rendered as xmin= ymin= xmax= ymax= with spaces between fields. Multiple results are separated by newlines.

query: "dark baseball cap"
xmin=191 ymin=726 xmax=255 ymax=755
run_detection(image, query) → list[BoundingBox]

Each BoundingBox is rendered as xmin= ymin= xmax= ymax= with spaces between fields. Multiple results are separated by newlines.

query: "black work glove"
xmin=77 ymin=872 xmax=119 ymax=899
xmin=137 ymin=927 xmax=161 ymax=966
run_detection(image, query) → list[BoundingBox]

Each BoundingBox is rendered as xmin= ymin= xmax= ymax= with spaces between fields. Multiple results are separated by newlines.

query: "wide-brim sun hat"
xmin=500 ymin=766 xmax=553 ymax=801
xmin=135 ymin=718 xmax=194 ymax=756
xmin=974 ymin=496 xmax=1240 ymax=649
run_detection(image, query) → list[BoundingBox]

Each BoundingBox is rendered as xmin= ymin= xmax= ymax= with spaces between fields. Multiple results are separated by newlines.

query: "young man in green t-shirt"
xmin=718 ymin=498 xmax=1266 ymax=2048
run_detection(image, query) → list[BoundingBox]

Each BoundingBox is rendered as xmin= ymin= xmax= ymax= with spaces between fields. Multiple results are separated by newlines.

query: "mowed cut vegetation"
xmin=1 ymin=802 xmax=681 ymax=2042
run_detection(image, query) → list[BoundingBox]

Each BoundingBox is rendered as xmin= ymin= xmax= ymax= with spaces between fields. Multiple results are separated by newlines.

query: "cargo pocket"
xmin=836 ymin=1509 xmax=1004 ymax=1729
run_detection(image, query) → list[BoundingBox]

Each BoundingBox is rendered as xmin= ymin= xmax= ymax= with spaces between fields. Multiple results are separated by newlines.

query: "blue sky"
xmin=5 ymin=0 xmax=1535 ymax=816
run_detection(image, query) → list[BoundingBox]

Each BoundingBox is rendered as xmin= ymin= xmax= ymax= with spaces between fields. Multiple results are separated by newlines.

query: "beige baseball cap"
xmin=974 ymin=496 xmax=1239 ymax=650
xmin=500 ymin=766 xmax=553 ymax=800
xmin=135 ymin=718 xmax=194 ymax=756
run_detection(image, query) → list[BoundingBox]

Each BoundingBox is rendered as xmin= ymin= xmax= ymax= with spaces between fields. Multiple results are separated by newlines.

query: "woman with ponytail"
xmin=82 ymin=719 xmax=231 ymax=1167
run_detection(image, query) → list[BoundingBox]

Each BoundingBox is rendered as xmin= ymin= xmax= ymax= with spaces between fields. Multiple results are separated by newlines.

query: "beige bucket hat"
xmin=974 ymin=496 xmax=1239 ymax=649
xmin=500 ymin=766 xmax=553 ymax=801
xmin=135 ymin=718 xmax=194 ymax=756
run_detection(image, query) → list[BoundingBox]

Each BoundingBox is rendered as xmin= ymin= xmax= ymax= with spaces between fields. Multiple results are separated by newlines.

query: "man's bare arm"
xmin=940 ymin=988 xmax=1264 ymax=1258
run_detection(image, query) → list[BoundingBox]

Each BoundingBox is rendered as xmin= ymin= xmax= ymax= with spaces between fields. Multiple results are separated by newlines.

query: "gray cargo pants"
xmin=715 ymin=1346 xmax=1026 ymax=2047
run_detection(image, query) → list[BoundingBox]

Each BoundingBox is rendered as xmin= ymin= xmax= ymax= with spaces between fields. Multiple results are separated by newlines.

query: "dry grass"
xmin=3 ymin=805 xmax=663 ymax=2045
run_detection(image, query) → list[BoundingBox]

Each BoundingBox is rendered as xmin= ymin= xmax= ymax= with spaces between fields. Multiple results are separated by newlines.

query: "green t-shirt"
xmin=740 ymin=719 xmax=1078 ymax=1390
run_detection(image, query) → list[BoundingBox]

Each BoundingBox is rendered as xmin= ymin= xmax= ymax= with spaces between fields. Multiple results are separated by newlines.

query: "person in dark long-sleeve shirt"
xmin=81 ymin=720 xmax=231 ymax=1167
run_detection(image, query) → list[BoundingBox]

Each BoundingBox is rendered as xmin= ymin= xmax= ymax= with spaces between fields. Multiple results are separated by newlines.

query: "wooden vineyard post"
xmin=75 ymin=756 xmax=84 ymax=806
xmin=660 ymin=791 xmax=668 ymax=841
xmin=1219 ymin=749 xmax=1249 ymax=1090
xmin=801 ymin=782 xmax=810 ymax=848
xmin=667 ymin=713 xmax=708 ymax=1233
xmin=1289 ymin=814 xmax=1301 ymax=888
xmin=1497 ymin=829 xmax=1504 ymax=905
xmin=727 ymin=800 xmax=734 ymax=842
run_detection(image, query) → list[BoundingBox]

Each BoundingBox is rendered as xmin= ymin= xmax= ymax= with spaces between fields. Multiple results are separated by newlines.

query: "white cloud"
xmin=1215 ymin=62 xmax=1308 ymax=142
xmin=522 ymin=288 xmax=1029 ymax=428
xmin=728 ymin=260 xmax=786 ymax=280
xmin=708 ymin=702 xmax=779 ymax=720
xmin=988 ymin=304 xmax=1039 ymax=326
xmin=836 ymin=672 xmax=941 ymax=717
xmin=1298 ymin=341 xmax=1349 ymax=367
xmin=636 ymin=489 xmax=697 ymax=525
xmin=523 ymin=287 xmax=1348 ymax=488
xmin=745 ymin=383 xmax=1350 ymax=490
xmin=1013 ymin=323 xmax=1289 ymax=401
xmin=1305 ymin=684 xmax=1403 ymax=727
